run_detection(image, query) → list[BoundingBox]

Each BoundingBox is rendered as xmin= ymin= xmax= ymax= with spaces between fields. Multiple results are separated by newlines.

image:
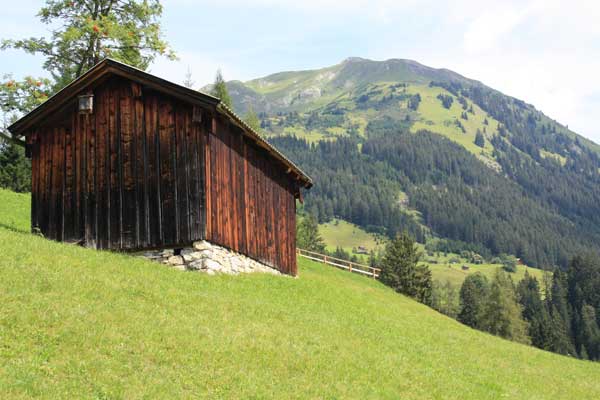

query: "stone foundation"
xmin=139 ymin=240 xmax=281 ymax=276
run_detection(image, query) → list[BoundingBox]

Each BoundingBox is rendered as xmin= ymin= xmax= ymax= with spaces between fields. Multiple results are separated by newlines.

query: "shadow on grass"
xmin=0 ymin=222 xmax=31 ymax=234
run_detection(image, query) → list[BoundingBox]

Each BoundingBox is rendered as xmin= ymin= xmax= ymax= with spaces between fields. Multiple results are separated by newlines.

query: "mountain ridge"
xmin=211 ymin=57 xmax=600 ymax=268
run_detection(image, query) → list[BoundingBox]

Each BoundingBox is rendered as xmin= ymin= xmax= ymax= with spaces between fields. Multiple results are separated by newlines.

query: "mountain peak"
xmin=341 ymin=56 xmax=369 ymax=64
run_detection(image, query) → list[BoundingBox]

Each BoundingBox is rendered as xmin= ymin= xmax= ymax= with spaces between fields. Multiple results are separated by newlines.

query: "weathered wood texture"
xmin=205 ymin=117 xmax=297 ymax=275
xmin=30 ymin=77 xmax=206 ymax=251
xmin=29 ymin=75 xmax=298 ymax=275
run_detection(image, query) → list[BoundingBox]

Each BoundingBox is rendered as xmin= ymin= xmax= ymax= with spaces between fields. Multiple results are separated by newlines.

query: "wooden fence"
xmin=296 ymin=248 xmax=380 ymax=279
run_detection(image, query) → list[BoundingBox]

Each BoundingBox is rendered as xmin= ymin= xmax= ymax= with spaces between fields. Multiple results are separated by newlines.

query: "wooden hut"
xmin=8 ymin=59 xmax=312 ymax=275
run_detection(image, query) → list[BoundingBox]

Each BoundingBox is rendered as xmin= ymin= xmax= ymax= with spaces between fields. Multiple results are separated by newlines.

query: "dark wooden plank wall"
xmin=30 ymin=77 xmax=205 ymax=251
xmin=205 ymin=116 xmax=298 ymax=275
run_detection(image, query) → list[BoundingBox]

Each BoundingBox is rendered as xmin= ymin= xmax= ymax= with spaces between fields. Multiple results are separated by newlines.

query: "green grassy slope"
xmin=1 ymin=188 xmax=599 ymax=398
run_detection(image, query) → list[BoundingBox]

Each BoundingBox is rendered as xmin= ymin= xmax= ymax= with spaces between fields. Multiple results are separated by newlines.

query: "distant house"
xmin=8 ymin=59 xmax=312 ymax=275
xmin=356 ymin=246 xmax=368 ymax=254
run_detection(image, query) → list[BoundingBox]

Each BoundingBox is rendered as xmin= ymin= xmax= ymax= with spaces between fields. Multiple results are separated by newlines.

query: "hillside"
xmin=1 ymin=189 xmax=599 ymax=399
xmin=213 ymin=58 xmax=600 ymax=269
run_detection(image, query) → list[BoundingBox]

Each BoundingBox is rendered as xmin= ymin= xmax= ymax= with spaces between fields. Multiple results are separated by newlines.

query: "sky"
xmin=1 ymin=0 xmax=600 ymax=142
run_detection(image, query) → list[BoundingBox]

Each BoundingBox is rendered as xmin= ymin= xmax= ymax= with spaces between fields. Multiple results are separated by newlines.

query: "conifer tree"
xmin=379 ymin=232 xmax=432 ymax=304
xmin=0 ymin=141 xmax=31 ymax=192
xmin=546 ymin=269 xmax=576 ymax=355
xmin=183 ymin=66 xmax=195 ymax=89
xmin=458 ymin=273 xmax=489 ymax=329
xmin=481 ymin=270 xmax=530 ymax=344
xmin=244 ymin=105 xmax=261 ymax=132
xmin=474 ymin=130 xmax=485 ymax=148
xmin=517 ymin=272 xmax=553 ymax=350
xmin=296 ymin=214 xmax=325 ymax=252
xmin=211 ymin=69 xmax=232 ymax=108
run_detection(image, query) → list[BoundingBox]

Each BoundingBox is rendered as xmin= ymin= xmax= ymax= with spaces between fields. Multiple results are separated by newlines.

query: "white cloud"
xmin=462 ymin=6 xmax=530 ymax=54
xmin=422 ymin=0 xmax=600 ymax=141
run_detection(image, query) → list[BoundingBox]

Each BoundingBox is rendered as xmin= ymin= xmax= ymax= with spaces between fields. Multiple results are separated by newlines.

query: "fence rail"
xmin=296 ymin=248 xmax=380 ymax=279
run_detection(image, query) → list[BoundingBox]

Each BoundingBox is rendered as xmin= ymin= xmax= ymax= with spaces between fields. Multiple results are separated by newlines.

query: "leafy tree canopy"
xmin=2 ymin=0 xmax=176 ymax=90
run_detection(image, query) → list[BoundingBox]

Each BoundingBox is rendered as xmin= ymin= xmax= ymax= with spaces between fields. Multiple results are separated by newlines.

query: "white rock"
xmin=167 ymin=255 xmax=184 ymax=266
xmin=193 ymin=241 xmax=212 ymax=251
xmin=204 ymin=259 xmax=222 ymax=271
xmin=141 ymin=240 xmax=281 ymax=276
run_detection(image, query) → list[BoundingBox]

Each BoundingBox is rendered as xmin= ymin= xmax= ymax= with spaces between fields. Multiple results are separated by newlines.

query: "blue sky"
xmin=2 ymin=0 xmax=600 ymax=142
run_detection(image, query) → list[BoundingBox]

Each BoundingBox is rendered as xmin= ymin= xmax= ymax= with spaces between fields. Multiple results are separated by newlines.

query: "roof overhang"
xmin=8 ymin=58 xmax=312 ymax=189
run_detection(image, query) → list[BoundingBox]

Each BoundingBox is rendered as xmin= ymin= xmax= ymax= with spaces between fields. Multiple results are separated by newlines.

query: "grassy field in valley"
xmin=427 ymin=261 xmax=547 ymax=288
xmin=318 ymin=217 xmax=547 ymax=288
xmin=319 ymin=218 xmax=385 ymax=256
xmin=1 ymin=188 xmax=599 ymax=399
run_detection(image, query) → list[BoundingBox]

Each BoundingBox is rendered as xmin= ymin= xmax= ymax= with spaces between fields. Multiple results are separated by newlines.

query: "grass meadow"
xmin=1 ymin=188 xmax=598 ymax=399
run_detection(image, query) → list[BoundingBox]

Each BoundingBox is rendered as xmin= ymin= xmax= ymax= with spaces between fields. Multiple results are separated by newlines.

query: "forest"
xmin=273 ymin=129 xmax=600 ymax=269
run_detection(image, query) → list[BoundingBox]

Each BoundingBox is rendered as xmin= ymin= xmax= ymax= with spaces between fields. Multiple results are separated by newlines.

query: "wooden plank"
xmin=108 ymin=84 xmax=121 ymax=248
xmin=133 ymin=83 xmax=148 ymax=248
xmin=175 ymin=104 xmax=190 ymax=243
xmin=80 ymin=113 xmax=88 ymax=244
xmin=85 ymin=112 xmax=97 ymax=247
xmin=42 ymin=127 xmax=51 ymax=236
xmin=120 ymin=84 xmax=136 ymax=248
xmin=30 ymin=131 xmax=38 ymax=231
xmin=204 ymin=123 xmax=212 ymax=239
xmin=75 ymin=118 xmax=82 ymax=243
xmin=188 ymin=111 xmax=202 ymax=240
xmin=38 ymin=129 xmax=47 ymax=235
xmin=143 ymin=94 xmax=159 ymax=246
xmin=56 ymin=126 xmax=65 ymax=241
xmin=62 ymin=122 xmax=73 ymax=242
xmin=47 ymin=127 xmax=57 ymax=240
xmin=158 ymin=97 xmax=176 ymax=245
xmin=94 ymin=87 xmax=108 ymax=249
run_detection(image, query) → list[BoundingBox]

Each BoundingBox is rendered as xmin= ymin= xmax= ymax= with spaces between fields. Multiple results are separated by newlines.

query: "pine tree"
xmin=432 ymin=280 xmax=460 ymax=318
xmin=546 ymin=270 xmax=576 ymax=356
xmin=458 ymin=273 xmax=489 ymax=329
xmin=481 ymin=270 xmax=530 ymax=344
xmin=567 ymin=255 xmax=600 ymax=359
xmin=379 ymin=232 xmax=432 ymax=304
xmin=244 ymin=105 xmax=261 ymax=132
xmin=474 ymin=130 xmax=485 ymax=148
xmin=296 ymin=214 xmax=325 ymax=252
xmin=0 ymin=141 xmax=31 ymax=192
xmin=183 ymin=66 xmax=195 ymax=89
xmin=211 ymin=69 xmax=232 ymax=108
xmin=517 ymin=272 xmax=553 ymax=350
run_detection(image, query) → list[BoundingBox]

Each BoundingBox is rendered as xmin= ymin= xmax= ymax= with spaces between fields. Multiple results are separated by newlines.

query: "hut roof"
xmin=8 ymin=58 xmax=312 ymax=188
